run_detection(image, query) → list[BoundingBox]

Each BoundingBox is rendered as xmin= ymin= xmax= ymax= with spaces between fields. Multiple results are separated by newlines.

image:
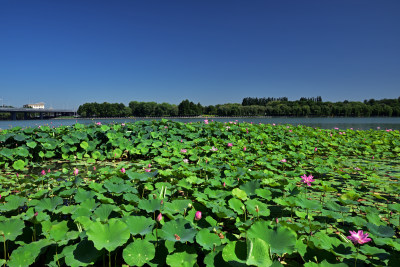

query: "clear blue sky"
xmin=1 ymin=0 xmax=399 ymax=110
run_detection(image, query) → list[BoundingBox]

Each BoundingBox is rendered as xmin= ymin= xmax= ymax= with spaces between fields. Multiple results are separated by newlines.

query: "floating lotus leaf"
xmin=63 ymin=238 xmax=102 ymax=267
xmin=138 ymin=198 xmax=162 ymax=213
xmin=87 ymin=218 xmax=130 ymax=252
xmin=222 ymin=241 xmax=247 ymax=266
xmin=196 ymin=229 xmax=221 ymax=250
xmin=0 ymin=219 xmax=24 ymax=241
xmin=245 ymin=199 xmax=270 ymax=217
xmin=246 ymin=237 xmax=273 ymax=266
xmin=304 ymin=260 xmax=348 ymax=267
xmin=123 ymin=239 xmax=155 ymax=266
xmin=93 ymin=204 xmax=116 ymax=221
xmin=36 ymin=196 xmax=63 ymax=212
xmin=232 ymin=188 xmax=247 ymax=201
xmin=49 ymin=220 xmax=69 ymax=241
xmin=125 ymin=216 xmax=155 ymax=236
xmin=12 ymin=159 xmax=26 ymax=170
xmin=7 ymin=239 xmax=53 ymax=267
xmin=164 ymin=199 xmax=191 ymax=214
xmin=366 ymin=223 xmax=395 ymax=238
xmin=160 ymin=218 xmax=196 ymax=243
xmin=74 ymin=189 xmax=96 ymax=203
xmin=166 ymin=251 xmax=198 ymax=267
xmin=0 ymin=195 xmax=27 ymax=212
xmin=228 ymin=198 xmax=244 ymax=215
xmin=240 ymin=180 xmax=261 ymax=196
xmin=247 ymin=221 xmax=297 ymax=256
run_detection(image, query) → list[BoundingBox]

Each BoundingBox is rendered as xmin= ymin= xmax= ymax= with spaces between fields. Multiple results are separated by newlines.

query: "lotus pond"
xmin=0 ymin=120 xmax=399 ymax=266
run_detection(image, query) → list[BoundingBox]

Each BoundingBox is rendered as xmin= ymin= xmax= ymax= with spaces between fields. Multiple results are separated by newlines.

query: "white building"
xmin=23 ymin=102 xmax=45 ymax=109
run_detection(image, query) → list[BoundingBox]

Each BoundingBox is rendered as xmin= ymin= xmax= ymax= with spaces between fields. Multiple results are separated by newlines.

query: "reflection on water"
xmin=1 ymin=117 xmax=400 ymax=130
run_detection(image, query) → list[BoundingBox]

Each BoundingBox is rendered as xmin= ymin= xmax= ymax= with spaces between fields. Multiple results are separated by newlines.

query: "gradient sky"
xmin=1 ymin=0 xmax=399 ymax=110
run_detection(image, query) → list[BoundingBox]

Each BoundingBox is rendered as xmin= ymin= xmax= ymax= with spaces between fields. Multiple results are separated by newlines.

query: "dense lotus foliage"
xmin=0 ymin=119 xmax=399 ymax=266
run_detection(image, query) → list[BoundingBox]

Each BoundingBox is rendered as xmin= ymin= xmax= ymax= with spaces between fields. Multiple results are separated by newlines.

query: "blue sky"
xmin=1 ymin=0 xmax=399 ymax=110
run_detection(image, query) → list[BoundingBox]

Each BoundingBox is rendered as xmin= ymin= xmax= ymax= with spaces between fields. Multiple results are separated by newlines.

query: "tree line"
xmin=77 ymin=97 xmax=400 ymax=117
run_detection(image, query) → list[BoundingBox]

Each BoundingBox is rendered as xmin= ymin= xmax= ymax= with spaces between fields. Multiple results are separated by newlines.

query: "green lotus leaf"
xmin=125 ymin=216 xmax=155 ymax=236
xmin=255 ymin=188 xmax=272 ymax=200
xmin=138 ymin=198 xmax=162 ymax=213
xmin=246 ymin=237 xmax=273 ymax=267
xmin=366 ymin=223 xmax=395 ymax=238
xmin=80 ymin=141 xmax=89 ymax=150
xmin=103 ymin=181 xmax=130 ymax=194
xmin=240 ymin=180 xmax=261 ymax=196
xmin=36 ymin=196 xmax=63 ymax=212
xmin=222 ymin=241 xmax=247 ymax=265
xmin=16 ymin=147 xmax=29 ymax=157
xmin=0 ymin=195 xmax=27 ymax=212
xmin=245 ymin=199 xmax=270 ymax=217
xmin=296 ymin=198 xmax=322 ymax=210
xmin=49 ymin=220 xmax=69 ymax=241
xmin=166 ymin=251 xmax=198 ymax=267
xmin=123 ymin=239 xmax=155 ymax=266
xmin=232 ymin=188 xmax=247 ymax=201
xmin=304 ymin=260 xmax=348 ymax=266
xmin=63 ymin=238 xmax=102 ymax=267
xmin=247 ymin=221 xmax=297 ymax=256
xmin=0 ymin=219 xmax=24 ymax=241
xmin=164 ymin=199 xmax=192 ymax=214
xmin=74 ymin=188 xmax=96 ymax=203
xmin=196 ymin=229 xmax=222 ymax=250
xmin=80 ymin=198 xmax=98 ymax=211
xmin=93 ymin=204 xmax=116 ymax=221
xmin=87 ymin=218 xmax=130 ymax=252
xmin=26 ymin=141 xmax=37 ymax=148
xmin=7 ymin=239 xmax=53 ymax=267
xmin=12 ymin=159 xmax=26 ymax=170
xmin=160 ymin=218 xmax=196 ymax=243
xmin=228 ymin=198 xmax=244 ymax=215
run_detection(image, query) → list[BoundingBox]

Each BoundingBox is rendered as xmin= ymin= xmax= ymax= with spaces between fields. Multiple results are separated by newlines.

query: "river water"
xmin=1 ymin=117 xmax=400 ymax=130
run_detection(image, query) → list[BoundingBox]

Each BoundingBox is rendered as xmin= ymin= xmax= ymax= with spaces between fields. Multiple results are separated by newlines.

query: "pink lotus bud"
xmin=148 ymin=164 xmax=152 ymax=168
xmin=93 ymin=166 xmax=96 ymax=171
xmin=121 ymin=168 xmax=126 ymax=174
xmin=281 ymin=159 xmax=287 ymax=163
xmin=180 ymin=149 xmax=187 ymax=153
xmin=41 ymin=170 xmax=46 ymax=176
xmin=204 ymin=119 xmax=209 ymax=124
xmin=260 ymin=141 xmax=263 ymax=144
xmin=314 ymin=147 xmax=318 ymax=152
xmin=73 ymin=168 xmax=79 ymax=176
xmin=34 ymin=212 xmax=38 ymax=216
xmin=227 ymin=143 xmax=233 ymax=147
xmin=223 ymin=182 xmax=226 ymax=187
xmin=47 ymin=169 xmax=51 ymax=173
xmin=156 ymin=213 xmax=163 ymax=222
xmin=195 ymin=211 xmax=202 ymax=220
xmin=243 ymin=147 xmax=246 ymax=151
xmin=16 ymin=173 xmax=19 ymax=177
xmin=161 ymin=200 xmax=164 ymax=205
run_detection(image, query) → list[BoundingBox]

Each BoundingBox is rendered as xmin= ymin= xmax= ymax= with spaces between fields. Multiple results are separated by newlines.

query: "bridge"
xmin=0 ymin=108 xmax=76 ymax=120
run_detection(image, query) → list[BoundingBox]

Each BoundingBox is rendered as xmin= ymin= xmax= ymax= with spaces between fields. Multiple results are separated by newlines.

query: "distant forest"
xmin=77 ymin=96 xmax=400 ymax=117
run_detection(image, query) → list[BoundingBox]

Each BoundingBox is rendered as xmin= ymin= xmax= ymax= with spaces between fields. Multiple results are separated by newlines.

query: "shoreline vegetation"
xmin=77 ymin=96 xmax=400 ymax=118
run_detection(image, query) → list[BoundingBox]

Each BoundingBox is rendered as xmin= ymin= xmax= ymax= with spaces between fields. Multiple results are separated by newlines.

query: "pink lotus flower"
xmin=180 ymin=149 xmax=187 ymax=153
xmin=347 ymin=230 xmax=371 ymax=245
xmin=121 ymin=123 xmax=125 ymax=126
xmin=210 ymin=146 xmax=218 ymax=152
xmin=156 ymin=213 xmax=163 ymax=222
xmin=243 ymin=147 xmax=246 ymax=151
xmin=183 ymin=159 xmax=189 ymax=163
xmin=96 ymin=122 xmax=101 ymax=125
xmin=121 ymin=168 xmax=126 ymax=174
xmin=281 ymin=159 xmax=287 ymax=163
xmin=301 ymin=174 xmax=315 ymax=186
xmin=93 ymin=166 xmax=96 ymax=171
xmin=195 ymin=211 xmax=202 ymax=220
xmin=148 ymin=163 xmax=152 ymax=168
xmin=227 ymin=143 xmax=233 ymax=147
xmin=145 ymin=168 xmax=151 ymax=172
xmin=260 ymin=141 xmax=263 ymax=145
xmin=73 ymin=168 xmax=79 ymax=176
xmin=41 ymin=170 xmax=46 ymax=176
xmin=204 ymin=119 xmax=209 ymax=124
